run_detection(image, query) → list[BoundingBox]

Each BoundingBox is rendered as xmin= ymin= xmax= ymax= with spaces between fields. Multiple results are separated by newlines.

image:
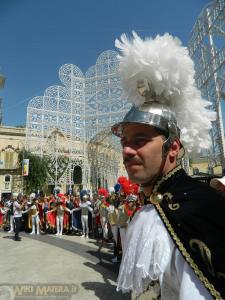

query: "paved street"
xmin=0 ymin=231 xmax=131 ymax=300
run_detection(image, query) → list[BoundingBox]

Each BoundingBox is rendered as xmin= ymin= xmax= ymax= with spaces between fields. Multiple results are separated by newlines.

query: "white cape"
xmin=117 ymin=205 xmax=212 ymax=300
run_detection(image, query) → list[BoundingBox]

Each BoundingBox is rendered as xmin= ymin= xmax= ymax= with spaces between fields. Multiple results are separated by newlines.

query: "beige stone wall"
xmin=0 ymin=126 xmax=25 ymax=194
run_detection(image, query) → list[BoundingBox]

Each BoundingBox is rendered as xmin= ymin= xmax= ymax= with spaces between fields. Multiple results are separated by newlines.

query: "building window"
xmin=5 ymin=175 xmax=11 ymax=182
xmin=5 ymin=151 xmax=15 ymax=169
xmin=4 ymin=175 xmax=11 ymax=190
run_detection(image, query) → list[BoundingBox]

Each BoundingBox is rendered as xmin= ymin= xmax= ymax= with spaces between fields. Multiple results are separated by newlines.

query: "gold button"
xmin=150 ymin=192 xmax=163 ymax=205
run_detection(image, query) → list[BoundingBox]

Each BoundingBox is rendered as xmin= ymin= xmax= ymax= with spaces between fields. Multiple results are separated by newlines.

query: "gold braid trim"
xmin=147 ymin=165 xmax=222 ymax=299
xmin=155 ymin=203 xmax=222 ymax=300
xmin=153 ymin=165 xmax=182 ymax=193
xmin=146 ymin=166 xmax=182 ymax=205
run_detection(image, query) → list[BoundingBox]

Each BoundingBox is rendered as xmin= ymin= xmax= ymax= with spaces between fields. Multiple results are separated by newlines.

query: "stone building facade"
xmin=0 ymin=126 xmax=25 ymax=198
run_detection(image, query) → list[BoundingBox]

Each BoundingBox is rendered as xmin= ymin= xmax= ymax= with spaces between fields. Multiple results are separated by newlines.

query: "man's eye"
xmin=135 ymin=138 xmax=149 ymax=146
xmin=121 ymin=138 xmax=149 ymax=148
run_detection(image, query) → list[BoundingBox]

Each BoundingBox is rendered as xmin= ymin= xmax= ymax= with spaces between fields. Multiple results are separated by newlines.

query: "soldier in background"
xmin=107 ymin=194 xmax=119 ymax=262
xmin=66 ymin=195 xmax=75 ymax=232
xmin=48 ymin=197 xmax=70 ymax=236
xmin=117 ymin=194 xmax=137 ymax=252
xmin=28 ymin=194 xmax=40 ymax=235
xmin=92 ymin=193 xmax=102 ymax=239
xmin=71 ymin=194 xmax=93 ymax=238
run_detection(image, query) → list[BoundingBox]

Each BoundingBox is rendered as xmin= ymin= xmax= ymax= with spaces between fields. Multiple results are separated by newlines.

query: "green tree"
xmin=18 ymin=149 xmax=48 ymax=194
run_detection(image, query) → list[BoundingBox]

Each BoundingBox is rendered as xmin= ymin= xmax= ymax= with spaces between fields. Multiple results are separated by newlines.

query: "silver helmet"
xmin=83 ymin=194 xmax=89 ymax=201
xmin=126 ymin=194 xmax=138 ymax=202
xmin=112 ymin=81 xmax=181 ymax=158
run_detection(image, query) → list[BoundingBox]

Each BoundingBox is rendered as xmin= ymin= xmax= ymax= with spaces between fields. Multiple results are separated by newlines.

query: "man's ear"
xmin=169 ymin=138 xmax=181 ymax=158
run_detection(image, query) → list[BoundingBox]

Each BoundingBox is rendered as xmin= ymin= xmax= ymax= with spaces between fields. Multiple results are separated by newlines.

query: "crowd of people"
xmin=0 ymin=177 xmax=144 ymax=262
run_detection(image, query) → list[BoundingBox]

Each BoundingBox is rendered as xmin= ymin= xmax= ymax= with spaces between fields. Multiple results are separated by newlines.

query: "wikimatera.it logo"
xmin=0 ymin=284 xmax=79 ymax=299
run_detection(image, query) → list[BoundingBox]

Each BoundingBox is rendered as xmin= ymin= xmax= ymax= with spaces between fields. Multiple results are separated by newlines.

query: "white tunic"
xmin=13 ymin=201 xmax=22 ymax=218
xmin=117 ymin=204 xmax=213 ymax=300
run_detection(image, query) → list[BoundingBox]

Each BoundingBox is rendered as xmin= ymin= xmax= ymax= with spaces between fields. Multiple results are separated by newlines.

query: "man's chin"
xmin=126 ymin=173 xmax=147 ymax=185
xmin=126 ymin=172 xmax=153 ymax=185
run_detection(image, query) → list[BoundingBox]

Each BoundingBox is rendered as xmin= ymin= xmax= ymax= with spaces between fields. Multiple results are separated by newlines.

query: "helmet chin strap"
xmin=162 ymin=137 xmax=173 ymax=159
xmin=138 ymin=127 xmax=179 ymax=198
xmin=141 ymin=155 xmax=167 ymax=205
xmin=140 ymin=124 xmax=176 ymax=192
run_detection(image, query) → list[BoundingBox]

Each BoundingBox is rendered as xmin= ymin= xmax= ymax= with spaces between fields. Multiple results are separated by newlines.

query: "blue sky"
xmin=0 ymin=0 xmax=208 ymax=126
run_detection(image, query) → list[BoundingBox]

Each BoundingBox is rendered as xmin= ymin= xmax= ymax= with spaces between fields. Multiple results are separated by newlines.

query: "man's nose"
xmin=122 ymin=145 xmax=136 ymax=155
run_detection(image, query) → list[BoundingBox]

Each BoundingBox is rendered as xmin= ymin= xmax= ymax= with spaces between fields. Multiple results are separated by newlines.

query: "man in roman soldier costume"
xmin=36 ymin=197 xmax=45 ymax=231
xmin=116 ymin=176 xmax=139 ymax=253
xmin=61 ymin=195 xmax=70 ymax=233
xmin=48 ymin=196 xmax=71 ymax=236
xmin=46 ymin=196 xmax=57 ymax=233
xmin=71 ymin=194 xmax=93 ymax=238
xmin=92 ymin=193 xmax=102 ymax=238
xmin=117 ymin=193 xmax=137 ymax=252
xmin=106 ymin=193 xmax=119 ymax=262
xmin=111 ymin=32 xmax=225 ymax=299
xmin=66 ymin=195 xmax=74 ymax=231
xmin=71 ymin=194 xmax=82 ymax=233
xmin=98 ymin=188 xmax=110 ymax=242
xmin=27 ymin=193 xmax=40 ymax=235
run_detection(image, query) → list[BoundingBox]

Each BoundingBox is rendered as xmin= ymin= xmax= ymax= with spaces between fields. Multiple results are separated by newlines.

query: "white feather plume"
xmin=115 ymin=31 xmax=216 ymax=153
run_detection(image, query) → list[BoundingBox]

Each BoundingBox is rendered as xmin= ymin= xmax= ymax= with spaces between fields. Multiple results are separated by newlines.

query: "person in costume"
xmin=92 ymin=193 xmax=102 ymax=238
xmin=46 ymin=196 xmax=57 ymax=233
xmin=117 ymin=194 xmax=137 ymax=252
xmin=71 ymin=195 xmax=83 ymax=233
xmin=37 ymin=197 xmax=44 ymax=231
xmin=111 ymin=32 xmax=225 ymax=299
xmin=40 ymin=196 xmax=49 ymax=232
xmin=107 ymin=194 xmax=120 ymax=262
xmin=48 ymin=197 xmax=71 ymax=236
xmin=71 ymin=194 xmax=93 ymax=238
xmin=116 ymin=177 xmax=139 ymax=252
xmin=98 ymin=188 xmax=110 ymax=242
xmin=27 ymin=194 xmax=40 ymax=235
xmin=61 ymin=195 xmax=70 ymax=233
xmin=66 ymin=195 xmax=74 ymax=231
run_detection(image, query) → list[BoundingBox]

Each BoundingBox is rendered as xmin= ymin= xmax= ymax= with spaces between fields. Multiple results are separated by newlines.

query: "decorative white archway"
xmin=26 ymin=50 xmax=130 ymax=189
